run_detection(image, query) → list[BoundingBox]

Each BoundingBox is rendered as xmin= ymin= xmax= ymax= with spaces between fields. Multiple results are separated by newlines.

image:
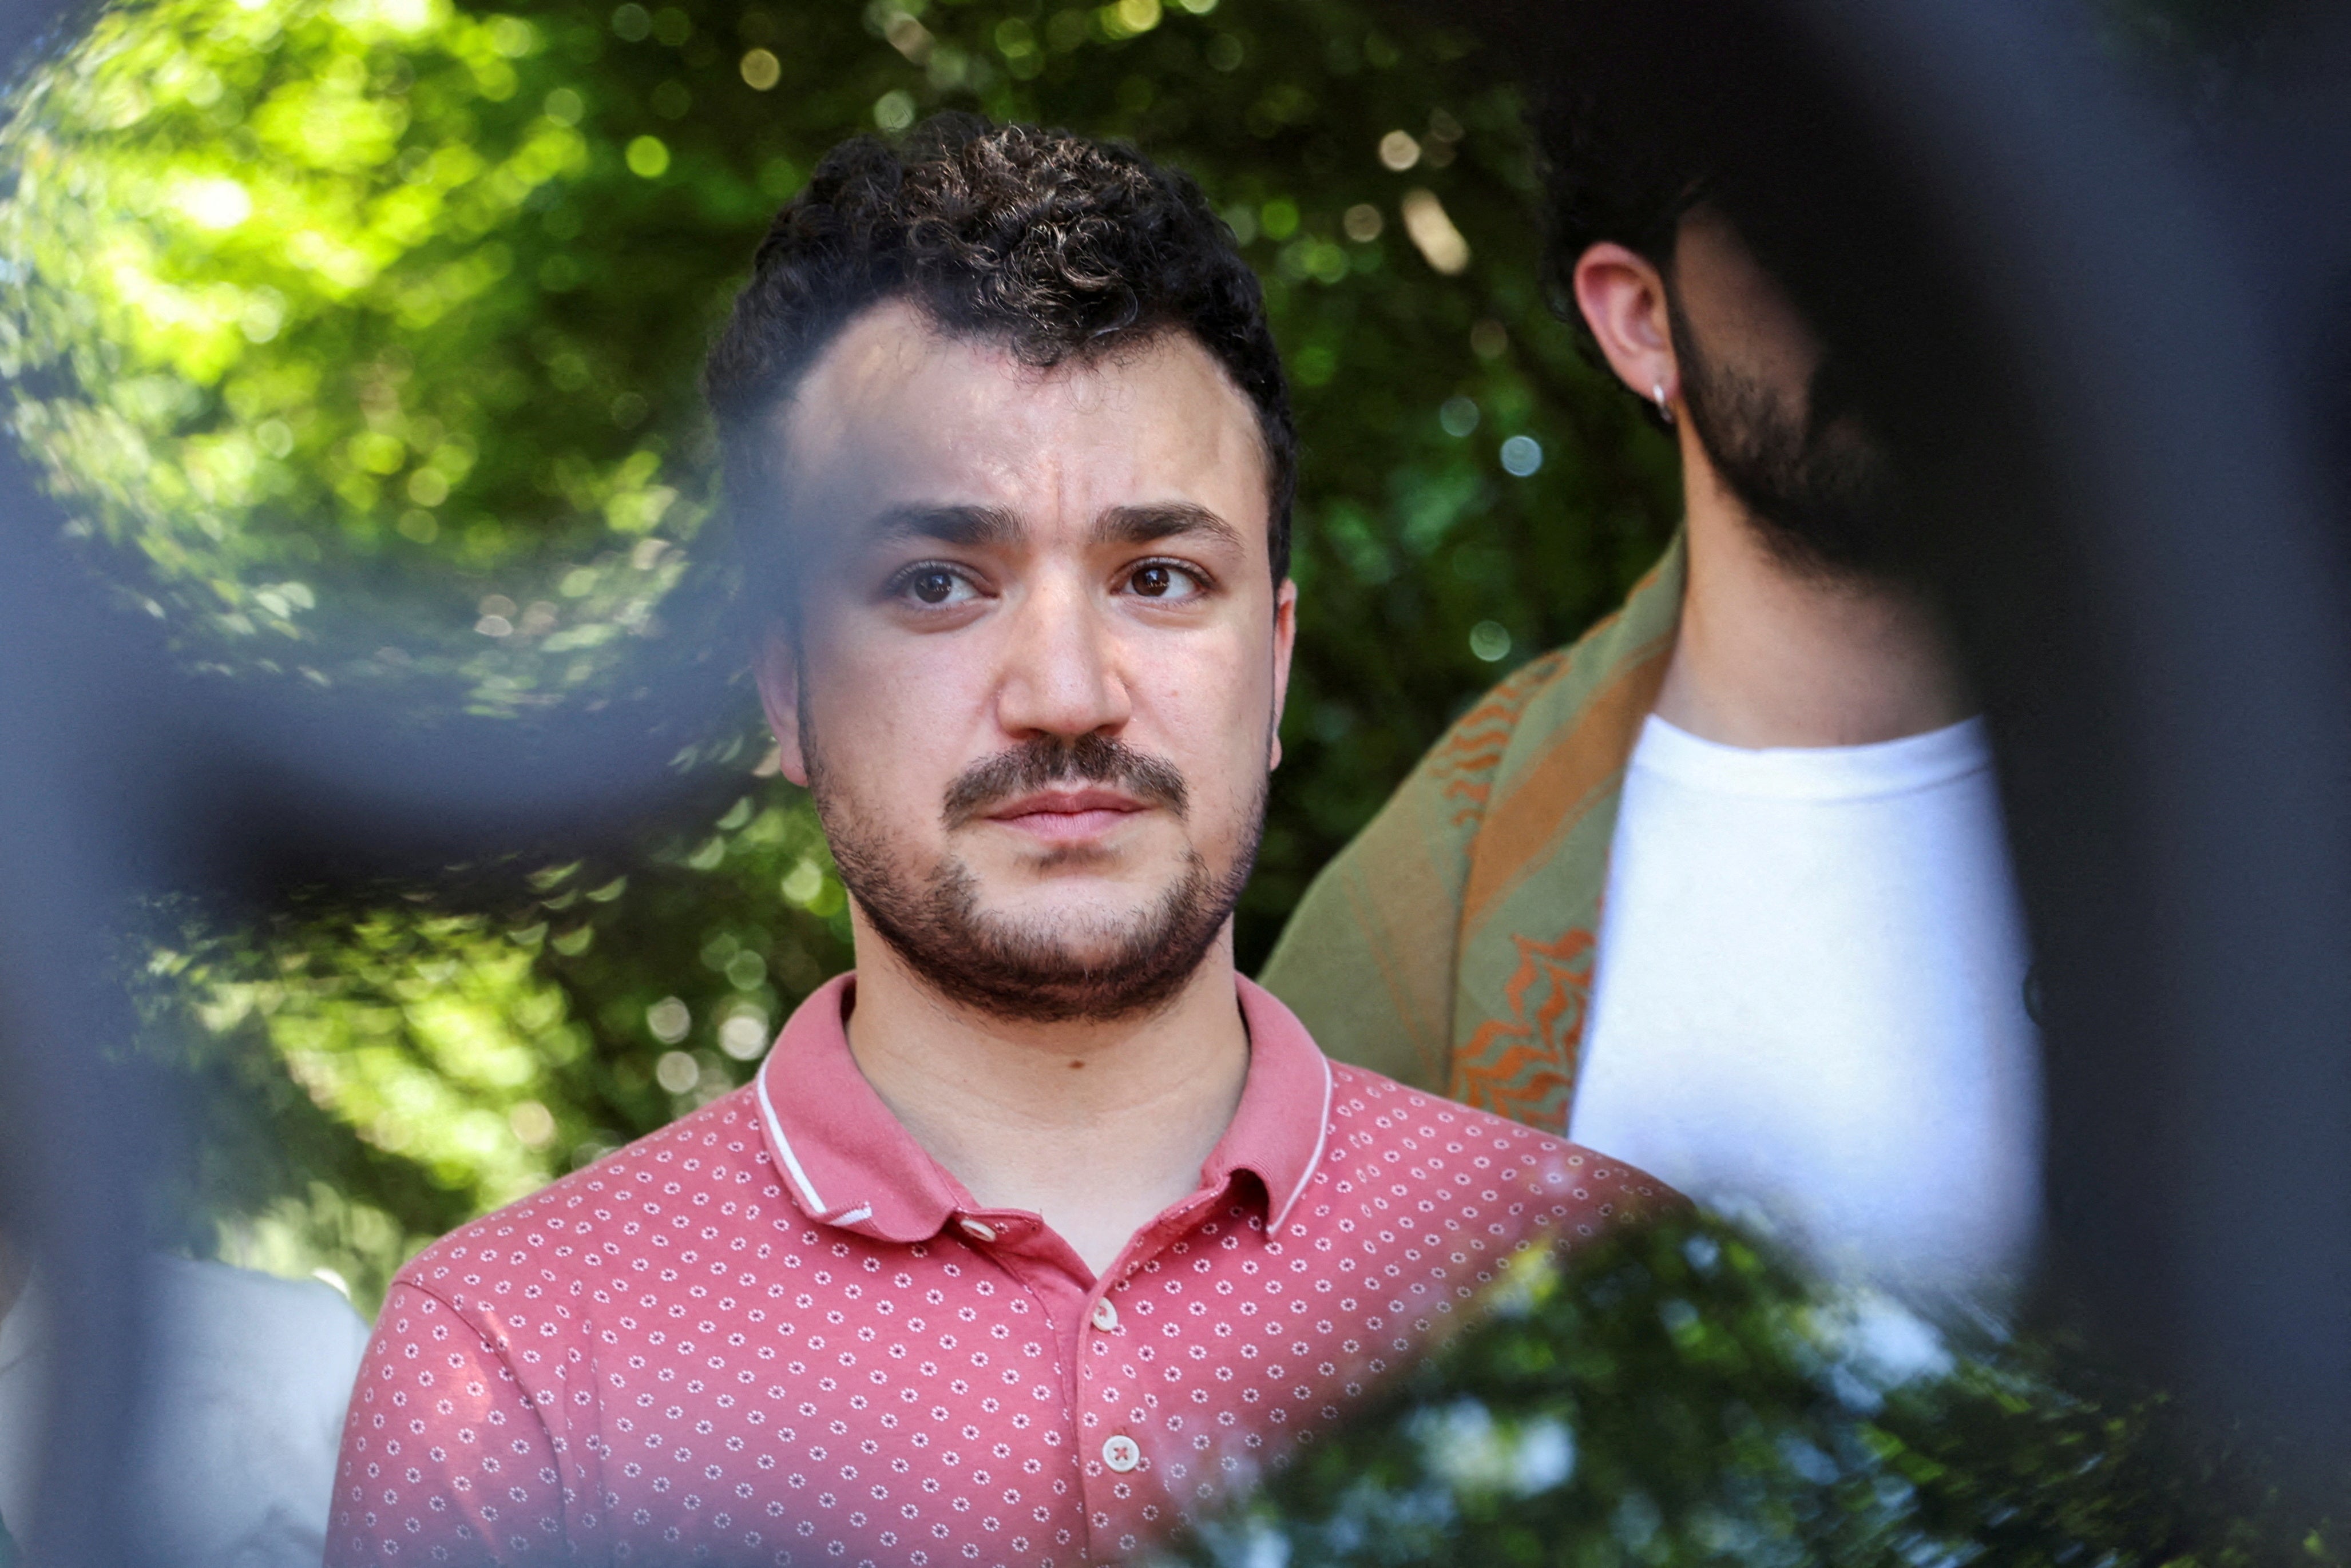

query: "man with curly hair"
xmin=1263 ymin=2 xmax=2043 ymax=1307
xmin=327 ymin=115 xmax=1668 ymax=1568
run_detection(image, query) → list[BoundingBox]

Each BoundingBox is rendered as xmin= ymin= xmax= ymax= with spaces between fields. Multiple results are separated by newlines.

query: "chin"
xmin=847 ymin=839 xmax=1246 ymax=1024
xmin=976 ymin=891 xmax=1179 ymax=951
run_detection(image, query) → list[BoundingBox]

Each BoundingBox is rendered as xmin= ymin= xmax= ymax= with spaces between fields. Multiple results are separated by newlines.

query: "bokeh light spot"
xmin=175 ymin=176 xmax=252 ymax=229
xmin=1105 ymin=0 xmax=1160 ymax=37
xmin=1401 ymin=188 xmax=1470 ymax=274
xmin=739 ymin=47 xmax=780 ymax=89
xmin=647 ymin=997 xmax=691 ymax=1045
xmin=718 ymin=1007 xmax=771 ymax=1061
xmin=624 ymin=134 xmax=670 ymax=177
xmin=508 ymin=1100 xmax=556 ymax=1147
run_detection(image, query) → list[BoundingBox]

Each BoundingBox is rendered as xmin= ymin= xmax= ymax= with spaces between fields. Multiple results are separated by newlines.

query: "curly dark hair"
xmin=705 ymin=113 xmax=1295 ymax=586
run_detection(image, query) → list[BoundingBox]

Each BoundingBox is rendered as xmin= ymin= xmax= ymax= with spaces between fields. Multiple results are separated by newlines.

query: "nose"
xmin=993 ymin=569 xmax=1131 ymax=743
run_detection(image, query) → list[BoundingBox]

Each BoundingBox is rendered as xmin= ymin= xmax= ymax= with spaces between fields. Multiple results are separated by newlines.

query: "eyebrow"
xmin=1092 ymin=502 xmax=1244 ymax=553
xmin=865 ymin=503 xmax=1025 ymax=549
xmin=862 ymin=501 xmax=1244 ymax=555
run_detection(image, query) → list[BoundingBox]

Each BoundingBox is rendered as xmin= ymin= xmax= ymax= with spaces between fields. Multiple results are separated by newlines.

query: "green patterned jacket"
xmin=1260 ymin=537 xmax=1684 ymax=1129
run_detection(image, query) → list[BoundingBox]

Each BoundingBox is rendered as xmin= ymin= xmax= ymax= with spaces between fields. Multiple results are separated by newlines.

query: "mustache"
xmin=942 ymin=733 xmax=1190 ymax=828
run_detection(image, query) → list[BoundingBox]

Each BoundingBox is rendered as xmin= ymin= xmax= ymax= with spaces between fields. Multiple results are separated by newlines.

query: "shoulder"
xmin=142 ymin=1254 xmax=371 ymax=1396
xmin=1437 ymin=537 xmax=1685 ymax=783
xmin=1325 ymin=1062 xmax=1676 ymax=1214
xmin=1326 ymin=1060 xmax=1574 ymax=1155
xmin=1256 ymin=629 xmax=1621 ymax=1086
xmin=1413 ymin=645 xmax=1579 ymax=812
xmin=150 ymin=1253 xmax=367 ymax=1347
xmin=393 ymin=1082 xmax=788 ymax=1309
xmin=1402 ymin=571 xmax=1682 ymax=848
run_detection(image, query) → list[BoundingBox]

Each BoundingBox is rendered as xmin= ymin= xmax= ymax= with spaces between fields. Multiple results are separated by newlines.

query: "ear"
xmin=1572 ymin=240 xmax=1680 ymax=418
xmin=751 ymin=628 xmax=811 ymax=788
xmin=1268 ymin=577 xmax=1298 ymax=771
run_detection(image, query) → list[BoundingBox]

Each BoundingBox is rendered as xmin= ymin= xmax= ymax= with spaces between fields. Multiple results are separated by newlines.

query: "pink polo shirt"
xmin=330 ymin=975 xmax=1667 ymax=1567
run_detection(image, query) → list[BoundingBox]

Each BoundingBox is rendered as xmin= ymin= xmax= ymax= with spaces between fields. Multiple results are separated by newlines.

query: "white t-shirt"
xmin=1567 ymin=714 xmax=2043 ymax=1303
xmin=0 ymin=1255 xmax=371 ymax=1567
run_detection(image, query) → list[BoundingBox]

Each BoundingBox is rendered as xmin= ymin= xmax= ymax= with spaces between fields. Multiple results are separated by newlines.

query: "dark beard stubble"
xmin=1667 ymin=291 xmax=1903 ymax=583
xmin=805 ymin=717 xmax=1266 ymax=1025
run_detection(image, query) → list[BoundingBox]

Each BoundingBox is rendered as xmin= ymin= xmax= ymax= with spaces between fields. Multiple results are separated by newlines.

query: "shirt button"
xmin=1089 ymin=1298 xmax=1119 ymax=1332
xmin=959 ymin=1218 xmax=998 ymax=1244
xmin=1101 ymin=1435 xmax=1140 ymax=1473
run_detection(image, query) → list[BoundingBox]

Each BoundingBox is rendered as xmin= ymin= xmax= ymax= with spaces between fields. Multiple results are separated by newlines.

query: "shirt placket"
xmin=1071 ymin=1190 xmax=1230 ymax=1564
xmin=943 ymin=1178 xmax=1254 ymax=1565
xmin=943 ymin=1208 xmax=1098 ymax=1563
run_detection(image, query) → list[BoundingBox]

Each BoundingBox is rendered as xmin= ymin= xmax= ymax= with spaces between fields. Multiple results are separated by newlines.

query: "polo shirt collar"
xmin=752 ymin=973 xmax=1334 ymax=1247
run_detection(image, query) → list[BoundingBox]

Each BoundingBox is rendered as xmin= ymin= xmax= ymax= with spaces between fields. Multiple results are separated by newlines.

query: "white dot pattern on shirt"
xmin=329 ymin=1066 xmax=1661 ymax=1566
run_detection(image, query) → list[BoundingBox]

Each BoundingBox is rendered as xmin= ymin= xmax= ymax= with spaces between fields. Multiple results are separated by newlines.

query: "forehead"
xmin=775 ymin=300 xmax=1270 ymax=545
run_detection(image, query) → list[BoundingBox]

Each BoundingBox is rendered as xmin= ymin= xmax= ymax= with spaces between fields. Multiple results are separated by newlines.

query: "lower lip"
xmin=988 ymin=808 xmax=1142 ymax=842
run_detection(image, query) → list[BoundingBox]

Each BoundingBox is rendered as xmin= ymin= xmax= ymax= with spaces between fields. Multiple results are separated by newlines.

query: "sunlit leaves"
xmin=200 ymin=914 xmax=588 ymax=1208
xmin=0 ymin=0 xmax=687 ymax=705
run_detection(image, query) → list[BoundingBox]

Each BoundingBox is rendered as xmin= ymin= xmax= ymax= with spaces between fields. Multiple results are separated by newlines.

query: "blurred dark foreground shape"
xmin=1460 ymin=0 xmax=2351 ymax=1480
xmin=2 ymin=0 xmax=2350 ymax=1562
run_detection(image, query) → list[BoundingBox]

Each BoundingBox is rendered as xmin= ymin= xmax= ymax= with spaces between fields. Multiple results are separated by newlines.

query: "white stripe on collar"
xmin=1268 ymin=1051 xmax=1334 ymax=1236
xmin=755 ymin=1053 xmax=829 ymax=1216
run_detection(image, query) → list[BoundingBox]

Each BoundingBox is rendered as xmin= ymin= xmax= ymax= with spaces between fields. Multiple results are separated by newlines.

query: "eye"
xmin=1124 ymin=561 xmax=1206 ymax=601
xmin=893 ymin=564 xmax=979 ymax=608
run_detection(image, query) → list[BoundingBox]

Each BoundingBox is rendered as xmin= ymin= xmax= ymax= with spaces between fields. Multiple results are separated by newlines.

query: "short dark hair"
xmin=705 ymin=113 xmax=1295 ymax=587
xmin=1527 ymin=1 xmax=1825 ymax=366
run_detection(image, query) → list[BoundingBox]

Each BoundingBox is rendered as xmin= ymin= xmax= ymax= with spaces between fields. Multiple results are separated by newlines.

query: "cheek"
xmin=1139 ymin=630 xmax=1276 ymax=817
xmin=802 ymin=633 xmax=989 ymax=799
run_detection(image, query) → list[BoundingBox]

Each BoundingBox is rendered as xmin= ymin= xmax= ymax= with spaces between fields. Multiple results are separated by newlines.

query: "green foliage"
xmin=0 ymin=0 xmax=700 ymax=705
xmin=1167 ymin=1213 xmax=2343 ymax=1568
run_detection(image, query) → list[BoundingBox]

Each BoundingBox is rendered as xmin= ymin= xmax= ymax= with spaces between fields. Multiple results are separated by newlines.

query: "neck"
xmin=1652 ymin=430 xmax=1972 ymax=748
xmin=841 ymin=918 xmax=1251 ymax=1279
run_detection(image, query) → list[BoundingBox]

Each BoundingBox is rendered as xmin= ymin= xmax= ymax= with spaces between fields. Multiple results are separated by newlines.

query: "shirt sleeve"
xmin=328 ymin=1281 xmax=570 ymax=1566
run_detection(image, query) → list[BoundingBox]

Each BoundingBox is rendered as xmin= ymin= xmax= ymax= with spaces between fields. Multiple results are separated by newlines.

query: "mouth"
xmin=980 ymin=786 xmax=1152 ymax=844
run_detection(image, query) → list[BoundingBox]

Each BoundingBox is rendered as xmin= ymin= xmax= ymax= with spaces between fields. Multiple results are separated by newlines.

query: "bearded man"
xmin=1261 ymin=12 xmax=2043 ymax=1307
xmin=327 ymin=116 xmax=1666 ymax=1568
